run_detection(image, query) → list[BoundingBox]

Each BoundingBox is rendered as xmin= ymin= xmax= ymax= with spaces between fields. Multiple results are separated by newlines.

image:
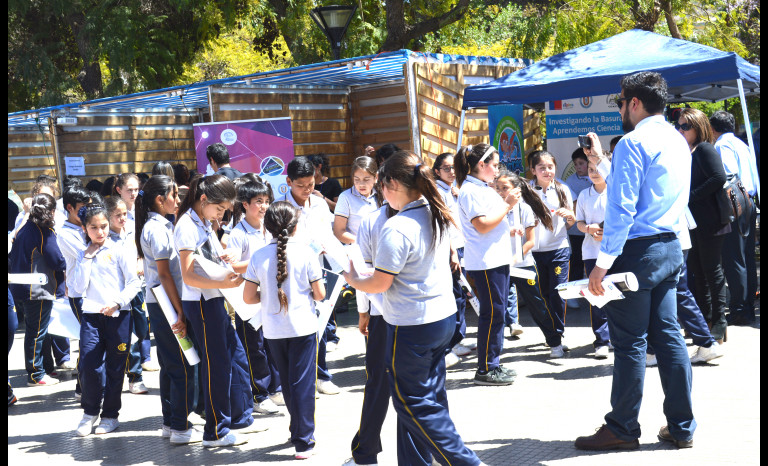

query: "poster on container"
xmin=545 ymin=94 xmax=624 ymax=180
xmin=488 ymin=104 xmax=525 ymax=174
xmin=193 ymin=117 xmax=294 ymax=199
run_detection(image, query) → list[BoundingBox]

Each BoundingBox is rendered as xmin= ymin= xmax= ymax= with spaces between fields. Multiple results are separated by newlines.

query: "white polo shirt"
xmin=278 ymin=190 xmax=335 ymax=256
xmin=508 ymin=201 xmax=536 ymax=268
xmin=575 ymin=186 xmax=607 ymax=260
xmin=227 ymin=218 xmax=271 ymax=262
xmin=529 ymin=180 xmax=573 ymax=252
xmin=174 ymin=209 xmax=225 ymax=301
xmin=458 ymin=175 xmax=512 ymax=271
xmin=141 ymin=213 xmax=185 ymax=304
xmin=71 ymin=238 xmax=142 ymax=311
xmin=244 ymin=238 xmax=323 ymax=339
xmin=356 ymin=205 xmax=391 ymax=317
xmin=56 ymin=220 xmax=88 ymax=298
xmin=374 ymin=197 xmax=456 ymax=326
xmin=436 ymin=179 xmax=465 ymax=249
xmin=334 ymin=186 xmax=379 ymax=238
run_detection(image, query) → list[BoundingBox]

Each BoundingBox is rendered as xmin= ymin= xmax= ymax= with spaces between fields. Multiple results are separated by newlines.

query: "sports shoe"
xmin=233 ymin=421 xmax=269 ymax=434
xmin=452 ymin=343 xmax=472 ymax=356
xmin=56 ymin=360 xmax=77 ymax=371
xmin=269 ymin=392 xmax=285 ymax=406
xmin=326 ymin=341 xmax=338 ymax=352
xmin=473 ymin=367 xmax=514 ymax=386
xmin=76 ymin=414 xmax=98 ymax=437
xmin=317 ymin=379 xmax=341 ymax=395
xmin=295 ymin=448 xmax=315 ymax=459
xmin=74 ymin=392 xmax=82 ymax=401
xmin=646 ymin=353 xmax=658 ymax=367
xmin=27 ymin=374 xmax=60 ymax=386
xmin=94 ymin=417 xmax=120 ymax=434
xmin=445 ymin=351 xmax=460 ymax=368
xmin=595 ymin=345 xmax=610 ymax=359
xmin=202 ymin=432 xmax=247 ymax=447
xmin=8 ymin=393 xmax=18 ymax=407
xmin=129 ymin=381 xmax=149 ymax=394
xmin=498 ymin=365 xmax=517 ymax=377
xmin=464 ymin=341 xmax=477 ymax=350
xmin=550 ymin=345 xmax=565 ymax=359
xmin=342 ymin=458 xmax=377 ymax=466
xmin=254 ymin=398 xmax=280 ymax=414
xmin=690 ymin=342 xmax=723 ymax=364
xmin=170 ymin=427 xmax=204 ymax=445
xmin=657 ymin=425 xmax=693 ymax=448
xmin=509 ymin=323 xmax=524 ymax=337
xmin=161 ymin=425 xmax=172 ymax=438
xmin=141 ymin=360 xmax=161 ymax=372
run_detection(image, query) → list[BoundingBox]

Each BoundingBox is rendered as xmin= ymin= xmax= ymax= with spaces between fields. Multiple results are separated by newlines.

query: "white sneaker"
xmin=74 ymin=392 xmax=82 ymax=401
xmin=464 ymin=341 xmax=478 ymax=350
xmin=342 ymin=458 xmax=378 ymax=466
xmin=317 ymin=379 xmax=341 ymax=395
xmin=550 ymin=345 xmax=565 ymax=359
xmin=295 ymin=448 xmax=315 ymax=459
xmin=233 ymin=421 xmax=269 ymax=434
xmin=170 ymin=427 xmax=203 ymax=445
xmin=646 ymin=353 xmax=658 ymax=367
xmin=269 ymin=392 xmax=285 ymax=406
xmin=141 ymin=360 xmax=160 ymax=372
xmin=202 ymin=432 xmax=247 ymax=447
xmin=595 ymin=345 xmax=610 ymax=359
xmin=690 ymin=342 xmax=723 ymax=364
xmin=608 ymin=341 xmax=614 ymax=350
xmin=509 ymin=323 xmax=524 ymax=336
xmin=27 ymin=374 xmax=60 ymax=386
xmin=57 ymin=360 xmax=78 ymax=371
xmin=326 ymin=341 xmax=338 ymax=352
xmin=94 ymin=417 xmax=119 ymax=434
xmin=452 ymin=343 xmax=472 ymax=356
xmin=161 ymin=424 xmax=171 ymax=438
xmin=445 ymin=351 xmax=460 ymax=368
xmin=254 ymin=398 xmax=280 ymax=414
xmin=76 ymin=414 xmax=98 ymax=437
xmin=129 ymin=381 xmax=149 ymax=394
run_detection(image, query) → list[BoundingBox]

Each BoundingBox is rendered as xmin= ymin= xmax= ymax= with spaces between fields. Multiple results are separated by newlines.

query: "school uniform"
xmin=335 ymin=186 xmax=379 ymax=238
xmin=437 ymin=179 xmax=468 ymax=349
xmin=9 ymin=221 xmax=67 ymax=383
xmin=349 ymin=205 xmax=391 ymax=465
xmin=575 ymin=186 xmax=610 ymax=349
xmin=140 ymin=212 xmax=198 ymax=432
xmin=375 ymin=197 xmax=478 ymax=465
xmin=530 ymin=181 xmax=573 ymax=345
xmin=71 ymin=238 xmax=141 ymax=419
xmin=245 ymin=238 xmax=323 ymax=454
xmin=175 ymin=209 xmax=255 ymax=441
xmin=564 ymin=174 xmax=592 ymax=280
xmin=458 ymin=176 xmax=512 ymax=373
xmin=227 ymin=218 xmax=282 ymax=403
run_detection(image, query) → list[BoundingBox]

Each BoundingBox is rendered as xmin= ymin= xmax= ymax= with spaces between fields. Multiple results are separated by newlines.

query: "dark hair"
xmin=100 ymin=176 xmax=116 ymax=197
xmin=78 ymin=203 xmax=109 ymax=243
xmin=63 ymin=175 xmax=83 ymax=193
xmin=609 ymin=135 xmax=623 ymax=150
xmin=571 ymin=148 xmax=588 ymax=163
xmin=90 ymin=192 xmax=105 ymax=206
xmin=104 ymin=194 xmax=126 ymax=215
xmin=679 ymin=108 xmax=714 ymax=145
xmin=152 ymin=161 xmax=175 ymax=179
xmin=286 ymin=156 xmax=316 ymax=180
xmin=528 ymin=150 xmax=570 ymax=209
xmin=263 ymin=201 xmax=300 ymax=314
xmin=620 ymin=71 xmax=667 ymax=115
xmin=379 ymin=151 xmax=454 ymax=244
xmin=135 ymin=175 xmax=176 ymax=258
xmin=236 ymin=172 xmax=264 ymax=185
xmin=375 ymin=144 xmax=401 ymax=166
xmin=454 ymin=143 xmax=498 ymax=187
xmin=233 ymin=181 xmax=273 ymax=226
xmin=496 ymin=171 xmax=553 ymax=231
xmin=308 ymin=153 xmax=330 ymax=176
xmin=710 ymin=110 xmax=736 ymax=134
xmin=176 ymin=174 xmax=236 ymax=222
xmin=28 ymin=193 xmax=56 ymax=230
xmin=63 ymin=185 xmax=92 ymax=212
xmin=85 ymin=179 xmax=103 ymax=193
xmin=113 ymin=173 xmax=139 ymax=196
xmin=173 ymin=163 xmax=191 ymax=186
xmin=137 ymin=173 xmax=150 ymax=189
xmin=206 ymin=143 xmax=230 ymax=166
xmin=31 ymin=176 xmax=58 ymax=198
xmin=351 ymin=156 xmax=381 ymax=207
xmin=432 ymin=152 xmax=454 ymax=179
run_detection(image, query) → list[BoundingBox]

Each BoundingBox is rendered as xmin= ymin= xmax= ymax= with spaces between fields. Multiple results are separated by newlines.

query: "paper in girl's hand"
xmin=346 ymin=244 xmax=373 ymax=276
xmin=321 ymin=238 xmax=351 ymax=274
xmin=579 ymin=280 xmax=625 ymax=308
xmin=81 ymin=298 xmax=120 ymax=317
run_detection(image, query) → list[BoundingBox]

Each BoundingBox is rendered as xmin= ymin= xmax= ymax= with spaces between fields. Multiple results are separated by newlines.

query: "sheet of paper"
xmin=346 ymin=243 xmax=373 ymax=275
xmin=150 ymin=285 xmax=200 ymax=365
xmin=47 ymin=298 xmax=80 ymax=340
xmin=579 ymin=280 xmax=625 ymax=308
xmin=64 ymin=156 xmax=86 ymax=176
xmin=556 ymin=272 xmax=638 ymax=299
xmin=8 ymin=273 xmax=48 ymax=285
xmin=81 ymin=298 xmax=120 ymax=317
xmin=509 ymin=267 xmax=536 ymax=280
xmin=316 ymin=275 xmax=346 ymax=337
xmin=322 ymin=238 xmax=351 ymax=274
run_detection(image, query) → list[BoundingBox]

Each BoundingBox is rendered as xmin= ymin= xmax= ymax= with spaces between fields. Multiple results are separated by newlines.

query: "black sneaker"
xmin=473 ymin=367 xmax=514 ymax=386
xmin=499 ymin=365 xmax=517 ymax=377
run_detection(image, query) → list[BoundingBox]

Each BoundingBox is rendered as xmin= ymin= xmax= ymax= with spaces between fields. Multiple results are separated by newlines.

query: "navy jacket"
xmin=9 ymin=221 xmax=67 ymax=301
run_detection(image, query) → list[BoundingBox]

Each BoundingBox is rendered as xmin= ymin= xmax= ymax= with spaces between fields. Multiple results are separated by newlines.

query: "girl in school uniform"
xmin=528 ymin=150 xmax=577 ymax=359
xmin=344 ymin=151 xmax=482 ymax=466
xmin=71 ymin=203 xmax=141 ymax=436
xmin=243 ymin=201 xmax=326 ymax=460
xmin=333 ymin=156 xmax=380 ymax=245
xmin=135 ymin=175 xmax=202 ymax=444
xmin=175 ymin=174 xmax=262 ymax=448
xmin=228 ymin=180 xmax=283 ymax=415
xmin=455 ymin=144 xmax=517 ymax=386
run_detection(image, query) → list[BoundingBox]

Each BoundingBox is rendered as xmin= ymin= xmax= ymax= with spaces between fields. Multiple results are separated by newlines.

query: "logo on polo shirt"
xmin=527 ymin=278 xmax=536 ymax=286
xmin=554 ymin=266 xmax=562 ymax=275
xmin=118 ymin=343 xmax=127 ymax=352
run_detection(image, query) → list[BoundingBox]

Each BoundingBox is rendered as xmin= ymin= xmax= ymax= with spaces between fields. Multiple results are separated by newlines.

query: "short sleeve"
xmin=244 ymin=250 xmax=261 ymax=284
xmin=226 ymin=228 xmax=246 ymax=259
xmin=459 ymin=187 xmax=491 ymax=221
xmin=174 ymin=215 xmax=197 ymax=252
xmin=334 ymin=190 xmax=352 ymax=219
xmin=374 ymin=225 xmax=410 ymax=275
xmin=520 ymin=203 xmax=536 ymax=229
xmin=148 ymin=225 xmax=174 ymax=261
xmin=357 ymin=217 xmax=372 ymax=263
xmin=575 ymin=191 xmax=587 ymax=222
xmin=306 ymin=250 xmax=323 ymax=283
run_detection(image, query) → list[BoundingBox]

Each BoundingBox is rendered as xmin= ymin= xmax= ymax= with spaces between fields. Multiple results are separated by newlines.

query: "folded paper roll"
xmin=556 ymin=272 xmax=638 ymax=300
xmin=457 ymin=273 xmax=480 ymax=316
xmin=8 ymin=273 xmax=48 ymax=285
xmin=151 ymin=285 xmax=200 ymax=366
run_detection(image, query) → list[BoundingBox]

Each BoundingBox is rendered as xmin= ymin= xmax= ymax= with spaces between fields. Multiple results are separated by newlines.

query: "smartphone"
xmin=577 ymin=135 xmax=592 ymax=149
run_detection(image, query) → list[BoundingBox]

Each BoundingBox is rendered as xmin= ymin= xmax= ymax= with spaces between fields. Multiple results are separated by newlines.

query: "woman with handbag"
xmin=677 ymin=108 xmax=729 ymax=344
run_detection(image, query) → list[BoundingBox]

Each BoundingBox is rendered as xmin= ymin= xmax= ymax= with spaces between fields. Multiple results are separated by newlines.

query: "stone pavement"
xmin=8 ymin=297 xmax=760 ymax=465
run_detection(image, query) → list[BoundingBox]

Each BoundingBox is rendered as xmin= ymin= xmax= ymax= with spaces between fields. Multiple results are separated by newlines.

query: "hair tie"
xmin=281 ymin=228 xmax=289 ymax=237
xmin=77 ymin=205 xmax=88 ymax=223
xmin=138 ymin=190 xmax=144 ymax=197
xmin=479 ymin=145 xmax=496 ymax=163
xmin=413 ymin=163 xmax=422 ymax=177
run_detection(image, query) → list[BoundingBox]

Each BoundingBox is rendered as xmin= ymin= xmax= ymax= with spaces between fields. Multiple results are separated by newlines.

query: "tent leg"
xmin=457 ymin=109 xmax=466 ymax=151
xmin=737 ymin=79 xmax=760 ymax=200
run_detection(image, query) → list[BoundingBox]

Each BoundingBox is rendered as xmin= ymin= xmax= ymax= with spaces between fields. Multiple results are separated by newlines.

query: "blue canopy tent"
xmin=459 ymin=29 xmax=760 ymax=197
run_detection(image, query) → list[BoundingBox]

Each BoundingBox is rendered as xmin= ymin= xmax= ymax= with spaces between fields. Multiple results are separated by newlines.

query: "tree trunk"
xmin=65 ymin=11 xmax=103 ymax=99
xmin=380 ymin=0 xmax=471 ymax=51
xmin=661 ymin=0 xmax=682 ymax=39
xmin=631 ymin=0 xmax=662 ymax=31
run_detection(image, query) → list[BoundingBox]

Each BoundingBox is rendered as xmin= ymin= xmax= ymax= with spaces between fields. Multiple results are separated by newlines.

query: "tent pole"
xmin=737 ymin=79 xmax=760 ymax=200
xmin=457 ymin=109 xmax=466 ymax=151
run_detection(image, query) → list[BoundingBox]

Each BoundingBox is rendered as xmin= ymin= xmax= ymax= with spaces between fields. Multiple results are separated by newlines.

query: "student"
xmin=175 ymin=174 xmax=263 ymax=447
xmin=9 ymin=193 xmax=67 ymax=386
xmin=12 ymin=176 xmax=60 ymax=237
xmin=564 ymin=148 xmax=593 ymax=288
xmin=113 ymin=173 xmax=140 ymax=227
xmin=207 ymin=143 xmax=243 ymax=180
xmin=333 ymin=156 xmax=379 ymax=245
xmin=528 ymin=150 xmax=576 ymax=359
xmin=135 ymin=175 xmax=202 ymax=444
xmin=308 ymin=153 xmax=343 ymax=212
xmin=432 ymin=152 xmax=473 ymax=365
xmin=228 ymin=180 xmax=282 ymax=415
xmin=152 ymin=161 xmax=175 ymax=179
xmin=278 ymin=156 xmax=341 ymax=395
xmin=344 ymin=151 xmax=482 ymax=466
xmin=494 ymin=169 xmax=525 ymax=337
xmin=575 ymin=157 xmax=611 ymax=359
xmin=243 ymin=201 xmax=326 ymax=459
xmin=455 ymin=144 xmax=517 ymax=386
xmin=72 ymin=203 xmax=141 ymax=436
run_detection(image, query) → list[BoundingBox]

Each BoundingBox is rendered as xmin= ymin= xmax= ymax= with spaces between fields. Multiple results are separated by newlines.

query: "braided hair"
xmin=263 ymin=201 xmax=300 ymax=314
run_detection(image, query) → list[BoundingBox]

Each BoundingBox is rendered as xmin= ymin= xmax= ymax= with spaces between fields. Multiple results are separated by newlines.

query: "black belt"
xmin=627 ymin=232 xmax=676 ymax=241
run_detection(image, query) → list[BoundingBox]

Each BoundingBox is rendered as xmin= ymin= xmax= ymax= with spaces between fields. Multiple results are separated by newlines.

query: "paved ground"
xmin=8 ymin=289 xmax=760 ymax=465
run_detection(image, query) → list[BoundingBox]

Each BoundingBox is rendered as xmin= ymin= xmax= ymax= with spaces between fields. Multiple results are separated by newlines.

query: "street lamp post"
xmin=309 ymin=5 xmax=358 ymax=60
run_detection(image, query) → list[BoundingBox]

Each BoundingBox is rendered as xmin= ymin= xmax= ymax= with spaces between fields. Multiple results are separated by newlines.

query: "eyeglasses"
xmin=439 ymin=166 xmax=455 ymax=172
xmin=674 ymin=122 xmax=692 ymax=131
xmin=614 ymin=96 xmax=628 ymax=109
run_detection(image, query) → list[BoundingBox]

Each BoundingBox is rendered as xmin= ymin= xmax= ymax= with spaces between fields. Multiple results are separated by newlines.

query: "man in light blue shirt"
xmin=574 ymin=72 xmax=696 ymax=451
xmin=710 ymin=110 xmax=760 ymax=325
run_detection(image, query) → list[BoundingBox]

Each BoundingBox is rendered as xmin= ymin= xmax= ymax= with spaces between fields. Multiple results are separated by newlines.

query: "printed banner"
xmin=193 ymin=117 xmax=294 ymax=198
xmin=489 ymin=104 xmax=525 ymax=174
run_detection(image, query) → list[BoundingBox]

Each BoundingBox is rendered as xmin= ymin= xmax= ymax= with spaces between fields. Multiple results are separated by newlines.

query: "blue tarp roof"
xmin=463 ymin=29 xmax=760 ymax=109
xmin=9 ymin=49 xmax=530 ymax=127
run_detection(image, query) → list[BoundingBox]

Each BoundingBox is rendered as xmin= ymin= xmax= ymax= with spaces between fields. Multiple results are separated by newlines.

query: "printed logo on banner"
xmin=489 ymin=105 xmax=525 ymax=174
xmin=580 ymin=97 xmax=592 ymax=108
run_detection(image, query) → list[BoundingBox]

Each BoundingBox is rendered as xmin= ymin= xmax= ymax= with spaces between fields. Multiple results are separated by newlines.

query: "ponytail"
xmin=529 ymin=150 xmax=569 ymax=209
xmin=135 ymin=175 xmax=175 ymax=258
xmin=500 ymin=172 xmax=554 ymax=231
xmin=275 ymin=228 xmax=290 ymax=313
xmin=263 ymin=201 xmax=300 ymax=314
xmin=176 ymin=174 xmax=236 ymax=224
xmin=454 ymin=143 xmax=496 ymax=187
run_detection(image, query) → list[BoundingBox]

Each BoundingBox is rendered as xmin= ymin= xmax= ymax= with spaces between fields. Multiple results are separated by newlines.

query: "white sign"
xmin=64 ymin=156 xmax=86 ymax=176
